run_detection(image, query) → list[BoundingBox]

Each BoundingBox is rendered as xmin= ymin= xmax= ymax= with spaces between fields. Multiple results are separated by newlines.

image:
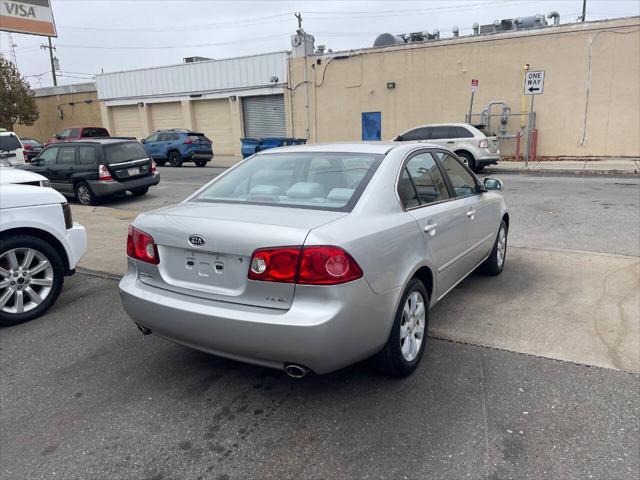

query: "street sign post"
xmin=523 ymin=70 xmax=544 ymax=166
xmin=468 ymin=79 xmax=479 ymax=123
xmin=524 ymin=70 xmax=545 ymax=95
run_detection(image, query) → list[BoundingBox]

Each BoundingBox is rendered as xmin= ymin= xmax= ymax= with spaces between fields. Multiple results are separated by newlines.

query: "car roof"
xmin=60 ymin=138 xmax=136 ymax=145
xmin=258 ymin=141 xmax=443 ymax=155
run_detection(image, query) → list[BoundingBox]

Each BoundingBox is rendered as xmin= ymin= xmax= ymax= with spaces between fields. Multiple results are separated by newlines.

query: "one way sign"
xmin=524 ymin=70 xmax=545 ymax=95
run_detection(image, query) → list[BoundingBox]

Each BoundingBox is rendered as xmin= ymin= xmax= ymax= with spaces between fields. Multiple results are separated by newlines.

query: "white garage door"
xmin=149 ymin=102 xmax=183 ymax=131
xmin=192 ymin=99 xmax=235 ymax=156
xmin=111 ymin=105 xmax=142 ymax=140
xmin=242 ymin=95 xmax=286 ymax=138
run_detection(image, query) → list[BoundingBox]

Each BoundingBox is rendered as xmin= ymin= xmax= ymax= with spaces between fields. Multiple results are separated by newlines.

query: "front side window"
xmin=104 ymin=142 xmax=148 ymax=164
xmin=59 ymin=129 xmax=72 ymax=138
xmin=67 ymin=128 xmax=81 ymax=138
xmin=38 ymin=147 xmax=58 ymax=165
xmin=193 ymin=152 xmax=382 ymax=211
xmin=145 ymin=134 xmax=159 ymax=143
xmin=56 ymin=146 xmax=76 ymax=165
xmin=436 ymin=152 xmax=478 ymax=197
xmin=400 ymin=127 xmax=429 ymax=141
xmin=401 ymin=152 xmax=449 ymax=207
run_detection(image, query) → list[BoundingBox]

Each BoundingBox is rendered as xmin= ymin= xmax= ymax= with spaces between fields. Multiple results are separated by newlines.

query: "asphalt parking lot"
xmin=1 ymin=166 xmax=639 ymax=480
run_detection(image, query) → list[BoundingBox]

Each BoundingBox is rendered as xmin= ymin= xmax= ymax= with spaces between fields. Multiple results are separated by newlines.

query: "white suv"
xmin=393 ymin=123 xmax=500 ymax=172
xmin=0 ymin=185 xmax=87 ymax=325
xmin=0 ymin=131 xmax=25 ymax=166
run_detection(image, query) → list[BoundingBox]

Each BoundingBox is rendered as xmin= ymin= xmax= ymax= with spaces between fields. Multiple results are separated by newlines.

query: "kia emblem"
xmin=188 ymin=234 xmax=206 ymax=247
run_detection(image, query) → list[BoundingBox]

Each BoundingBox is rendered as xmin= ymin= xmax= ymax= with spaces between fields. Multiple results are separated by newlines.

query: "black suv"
xmin=19 ymin=139 xmax=160 ymax=205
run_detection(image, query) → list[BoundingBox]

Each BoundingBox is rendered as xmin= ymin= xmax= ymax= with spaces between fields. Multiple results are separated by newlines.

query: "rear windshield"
xmin=83 ymin=128 xmax=109 ymax=138
xmin=104 ymin=142 xmax=148 ymax=164
xmin=188 ymin=133 xmax=212 ymax=143
xmin=193 ymin=152 xmax=383 ymax=211
xmin=0 ymin=135 xmax=22 ymax=151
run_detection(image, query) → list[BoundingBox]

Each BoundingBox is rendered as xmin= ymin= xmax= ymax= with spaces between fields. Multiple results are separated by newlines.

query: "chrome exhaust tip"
xmin=284 ymin=364 xmax=310 ymax=378
xmin=136 ymin=324 xmax=152 ymax=336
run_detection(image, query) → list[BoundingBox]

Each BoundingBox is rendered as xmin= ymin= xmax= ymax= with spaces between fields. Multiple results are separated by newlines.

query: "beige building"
xmin=288 ymin=17 xmax=640 ymax=158
xmin=14 ymin=82 xmax=102 ymax=143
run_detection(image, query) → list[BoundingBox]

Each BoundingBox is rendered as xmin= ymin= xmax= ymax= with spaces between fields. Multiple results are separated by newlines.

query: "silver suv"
xmin=393 ymin=123 xmax=500 ymax=172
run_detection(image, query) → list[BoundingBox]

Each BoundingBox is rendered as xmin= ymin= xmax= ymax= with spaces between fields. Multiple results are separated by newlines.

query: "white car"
xmin=0 ymin=162 xmax=51 ymax=187
xmin=0 ymin=131 xmax=26 ymax=166
xmin=394 ymin=123 xmax=500 ymax=173
xmin=0 ymin=185 xmax=87 ymax=325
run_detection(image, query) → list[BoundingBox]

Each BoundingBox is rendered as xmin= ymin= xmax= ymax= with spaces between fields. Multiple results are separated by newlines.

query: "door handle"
xmin=423 ymin=222 xmax=438 ymax=236
xmin=446 ymin=141 xmax=455 ymax=144
xmin=466 ymin=209 xmax=476 ymax=219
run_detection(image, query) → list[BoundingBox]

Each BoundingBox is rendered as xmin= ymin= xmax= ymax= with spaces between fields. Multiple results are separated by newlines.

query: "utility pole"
xmin=294 ymin=12 xmax=302 ymax=30
xmin=40 ymin=37 xmax=57 ymax=86
xmin=6 ymin=32 xmax=18 ymax=67
xmin=581 ymin=0 xmax=587 ymax=22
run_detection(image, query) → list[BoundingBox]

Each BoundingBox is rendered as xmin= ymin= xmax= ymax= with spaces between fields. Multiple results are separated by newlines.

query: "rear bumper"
xmin=476 ymin=153 xmax=501 ymax=166
xmin=88 ymin=173 xmax=160 ymax=197
xmin=119 ymin=260 xmax=400 ymax=374
xmin=185 ymin=152 xmax=213 ymax=162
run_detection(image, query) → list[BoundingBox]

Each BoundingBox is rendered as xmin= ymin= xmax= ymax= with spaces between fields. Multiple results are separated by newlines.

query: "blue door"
xmin=362 ymin=112 xmax=381 ymax=141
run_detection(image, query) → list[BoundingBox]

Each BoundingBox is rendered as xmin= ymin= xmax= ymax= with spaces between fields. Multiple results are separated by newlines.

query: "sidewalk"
xmin=485 ymin=158 xmax=639 ymax=176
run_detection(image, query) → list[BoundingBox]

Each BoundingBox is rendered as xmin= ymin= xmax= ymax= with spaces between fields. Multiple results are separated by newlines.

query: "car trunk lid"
xmin=133 ymin=202 xmax=346 ymax=309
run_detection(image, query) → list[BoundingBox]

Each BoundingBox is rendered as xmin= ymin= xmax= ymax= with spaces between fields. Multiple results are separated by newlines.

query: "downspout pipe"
xmin=547 ymin=11 xmax=560 ymax=27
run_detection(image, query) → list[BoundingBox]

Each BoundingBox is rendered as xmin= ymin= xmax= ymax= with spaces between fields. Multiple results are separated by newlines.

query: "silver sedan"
xmin=119 ymin=143 xmax=508 ymax=377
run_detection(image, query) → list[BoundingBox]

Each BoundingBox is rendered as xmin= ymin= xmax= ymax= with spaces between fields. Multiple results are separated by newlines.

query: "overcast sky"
xmin=2 ymin=0 xmax=639 ymax=88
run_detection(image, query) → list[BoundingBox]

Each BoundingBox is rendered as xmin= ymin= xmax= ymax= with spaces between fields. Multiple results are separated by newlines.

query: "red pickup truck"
xmin=46 ymin=126 xmax=110 ymax=145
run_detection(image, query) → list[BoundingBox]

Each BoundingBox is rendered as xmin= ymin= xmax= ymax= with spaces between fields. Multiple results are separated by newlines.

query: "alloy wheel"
xmin=77 ymin=185 xmax=91 ymax=205
xmin=0 ymin=248 xmax=54 ymax=314
xmin=496 ymin=226 xmax=507 ymax=267
xmin=400 ymin=291 xmax=426 ymax=361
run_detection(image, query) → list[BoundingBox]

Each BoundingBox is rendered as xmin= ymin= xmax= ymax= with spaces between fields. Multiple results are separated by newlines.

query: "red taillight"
xmin=24 ymin=144 xmax=33 ymax=150
xmin=248 ymin=247 xmax=300 ymax=283
xmin=127 ymin=225 xmax=159 ymax=264
xmin=150 ymin=159 xmax=157 ymax=173
xmin=98 ymin=164 xmax=113 ymax=181
xmin=248 ymin=245 xmax=363 ymax=285
xmin=478 ymin=139 xmax=489 ymax=149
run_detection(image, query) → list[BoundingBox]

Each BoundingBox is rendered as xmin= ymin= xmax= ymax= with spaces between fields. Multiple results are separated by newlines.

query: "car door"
xmin=424 ymin=126 xmax=452 ymax=148
xmin=143 ymin=133 xmax=160 ymax=158
xmin=52 ymin=146 xmax=77 ymax=193
xmin=29 ymin=146 xmax=58 ymax=179
xmin=398 ymin=150 xmax=470 ymax=299
xmin=435 ymin=151 xmax=496 ymax=269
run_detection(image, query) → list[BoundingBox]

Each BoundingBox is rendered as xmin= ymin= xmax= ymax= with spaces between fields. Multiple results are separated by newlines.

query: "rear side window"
xmin=455 ymin=127 xmax=474 ymax=138
xmin=400 ymin=127 xmax=429 ymax=141
xmin=78 ymin=146 xmax=98 ymax=165
xmin=104 ymin=142 xmax=148 ymax=164
xmin=0 ymin=135 xmax=21 ymax=151
xmin=429 ymin=126 xmax=452 ymax=139
xmin=194 ymin=152 xmax=382 ymax=212
xmin=401 ymin=152 xmax=449 ymax=207
xmin=82 ymin=128 xmax=109 ymax=138
xmin=56 ymin=146 xmax=76 ymax=165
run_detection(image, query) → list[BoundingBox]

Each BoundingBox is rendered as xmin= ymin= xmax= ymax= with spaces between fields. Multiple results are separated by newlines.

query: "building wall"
xmin=14 ymin=89 xmax=102 ymax=143
xmin=289 ymin=17 xmax=640 ymax=158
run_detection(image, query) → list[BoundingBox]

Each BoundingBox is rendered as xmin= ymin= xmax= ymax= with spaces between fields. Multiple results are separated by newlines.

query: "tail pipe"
xmin=284 ymin=364 xmax=310 ymax=378
xmin=136 ymin=324 xmax=152 ymax=335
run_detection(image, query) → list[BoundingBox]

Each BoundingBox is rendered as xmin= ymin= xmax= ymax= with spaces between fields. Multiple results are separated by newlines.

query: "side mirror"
xmin=140 ymin=139 xmax=146 ymax=144
xmin=54 ymin=133 xmax=62 ymax=140
xmin=483 ymin=177 xmax=503 ymax=191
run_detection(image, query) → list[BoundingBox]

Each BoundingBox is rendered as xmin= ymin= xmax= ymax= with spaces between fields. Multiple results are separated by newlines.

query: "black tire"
xmin=168 ymin=151 xmax=182 ymax=167
xmin=375 ymin=278 xmax=429 ymax=377
xmin=131 ymin=187 xmax=149 ymax=197
xmin=0 ymin=234 xmax=65 ymax=326
xmin=457 ymin=151 xmax=478 ymax=173
xmin=155 ymin=159 xmax=166 ymax=167
xmin=75 ymin=181 xmax=97 ymax=206
xmin=475 ymin=164 xmax=485 ymax=173
xmin=480 ymin=220 xmax=508 ymax=276
xmin=194 ymin=160 xmax=207 ymax=168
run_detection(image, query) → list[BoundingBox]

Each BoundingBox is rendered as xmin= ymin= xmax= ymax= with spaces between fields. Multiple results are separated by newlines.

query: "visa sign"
xmin=0 ymin=0 xmax=57 ymax=37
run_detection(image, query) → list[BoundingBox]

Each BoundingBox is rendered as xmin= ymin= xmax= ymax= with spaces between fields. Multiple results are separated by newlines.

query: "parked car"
xmin=19 ymin=139 xmax=160 ymax=206
xmin=20 ymin=137 xmax=44 ymax=161
xmin=0 ymin=131 xmax=25 ymax=166
xmin=0 ymin=162 xmax=51 ymax=187
xmin=46 ymin=126 xmax=110 ymax=145
xmin=120 ymin=143 xmax=508 ymax=378
xmin=141 ymin=129 xmax=213 ymax=167
xmin=393 ymin=123 xmax=500 ymax=172
xmin=0 ymin=184 xmax=87 ymax=326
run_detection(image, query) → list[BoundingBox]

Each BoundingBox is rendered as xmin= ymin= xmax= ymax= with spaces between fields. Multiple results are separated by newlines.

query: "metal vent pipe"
xmin=547 ymin=11 xmax=560 ymax=26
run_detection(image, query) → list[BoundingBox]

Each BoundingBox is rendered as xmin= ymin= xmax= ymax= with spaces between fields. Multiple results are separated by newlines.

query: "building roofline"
xmin=31 ymin=82 xmax=96 ymax=98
